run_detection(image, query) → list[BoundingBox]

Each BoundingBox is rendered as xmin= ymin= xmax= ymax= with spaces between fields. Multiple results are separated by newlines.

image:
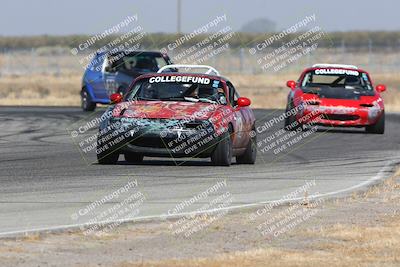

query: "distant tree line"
xmin=0 ymin=32 xmax=399 ymax=50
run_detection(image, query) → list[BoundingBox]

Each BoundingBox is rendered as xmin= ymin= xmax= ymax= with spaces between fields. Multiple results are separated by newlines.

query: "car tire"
xmin=366 ymin=112 xmax=385 ymax=134
xmin=81 ymin=88 xmax=96 ymax=112
xmin=97 ymin=151 xmax=119 ymax=164
xmin=236 ymin=130 xmax=256 ymax=164
xmin=211 ymin=131 xmax=233 ymax=166
xmin=97 ymin=135 xmax=119 ymax=164
xmin=284 ymin=104 xmax=292 ymax=130
xmin=124 ymin=153 xmax=144 ymax=163
xmin=284 ymin=101 xmax=302 ymax=131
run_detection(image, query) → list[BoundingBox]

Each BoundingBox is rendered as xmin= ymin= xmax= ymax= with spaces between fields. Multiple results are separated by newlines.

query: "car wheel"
xmin=211 ymin=131 xmax=233 ymax=166
xmin=284 ymin=101 xmax=302 ymax=131
xmin=97 ymin=151 xmax=119 ymax=164
xmin=366 ymin=112 xmax=385 ymax=134
xmin=236 ymin=130 xmax=256 ymax=164
xmin=81 ymin=88 xmax=96 ymax=112
xmin=124 ymin=153 xmax=144 ymax=163
xmin=284 ymin=104 xmax=292 ymax=129
xmin=97 ymin=136 xmax=119 ymax=164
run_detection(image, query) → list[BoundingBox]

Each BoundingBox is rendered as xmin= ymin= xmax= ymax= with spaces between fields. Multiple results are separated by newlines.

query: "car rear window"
xmin=107 ymin=53 xmax=169 ymax=73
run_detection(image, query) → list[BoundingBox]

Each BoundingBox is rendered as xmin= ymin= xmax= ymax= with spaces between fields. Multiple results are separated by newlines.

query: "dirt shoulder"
xmin=0 ymin=168 xmax=399 ymax=267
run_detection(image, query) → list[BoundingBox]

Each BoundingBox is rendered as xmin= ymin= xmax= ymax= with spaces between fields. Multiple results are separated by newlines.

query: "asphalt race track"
xmin=0 ymin=106 xmax=399 ymax=236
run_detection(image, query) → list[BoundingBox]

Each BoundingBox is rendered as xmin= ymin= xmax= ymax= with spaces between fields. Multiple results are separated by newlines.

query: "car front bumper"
xmin=298 ymin=105 xmax=384 ymax=127
xmin=97 ymin=118 xmax=221 ymax=158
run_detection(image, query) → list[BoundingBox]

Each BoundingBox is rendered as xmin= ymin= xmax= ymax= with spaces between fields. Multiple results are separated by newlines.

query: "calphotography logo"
xmin=164 ymin=179 xmax=234 ymax=238
xmin=249 ymin=14 xmax=331 ymax=73
xmin=162 ymin=14 xmax=228 ymax=52
xmin=70 ymin=179 xmax=146 ymax=236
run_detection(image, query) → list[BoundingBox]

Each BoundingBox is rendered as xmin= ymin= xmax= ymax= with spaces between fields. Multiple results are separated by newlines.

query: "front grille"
xmin=360 ymin=104 xmax=374 ymax=107
xmin=321 ymin=114 xmax=359 ymax=121
xmin=129 ymin=136 xmax=170 ymax=148
xmin=184 ymin=121 xmax=204 ymax=129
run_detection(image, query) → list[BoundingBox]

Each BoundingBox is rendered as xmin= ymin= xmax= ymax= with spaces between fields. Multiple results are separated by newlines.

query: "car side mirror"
xmin=376 ymin=84 xmax=386 ymax=93
xmin=286 ymin=80 xmax=296 ymax=90
xmin=237 ymin=97 xmax=251 ymax=107
xmin=110 ymin=93 xmax=122 ymax=104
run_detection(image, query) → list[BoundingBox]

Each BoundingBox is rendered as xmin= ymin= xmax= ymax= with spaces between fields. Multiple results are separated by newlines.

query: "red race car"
xmin=284 ymin=64 xmax=386 ymax=134
xmin=96 ymin=65 xmax=256 ymax=166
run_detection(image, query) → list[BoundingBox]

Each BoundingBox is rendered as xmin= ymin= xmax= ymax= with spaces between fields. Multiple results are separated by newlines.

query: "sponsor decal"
xmin=212 ymin=80 xmax=220 ymax=88
xmin=314 ymin=69 xmax=359 ymax=76
xmin=149 ymin=76 xmax=211 ymax=84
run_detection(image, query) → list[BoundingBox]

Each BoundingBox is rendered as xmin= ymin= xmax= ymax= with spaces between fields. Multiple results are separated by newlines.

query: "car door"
xmin=83 ymin=53 xmax=104 ymax=99
xmin=101 ymin=54 xmax=119 ymax=97
xmin=84 ymin=53 xmax=112 ymax=100
xmin=226 ymin=81 xmax=249 ymax=149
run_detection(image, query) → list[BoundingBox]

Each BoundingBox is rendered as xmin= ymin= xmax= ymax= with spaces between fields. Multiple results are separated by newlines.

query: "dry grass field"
xmin=0 ymin=72 xmax=399 ymax=111
xmin=0 ymin=74 xmax=81 ymax=106
xmin=129 ymin=222 xmax=400 ymax=267
xmin=134 ymin=221 xmax=400 ymax=267
xmin=1 ymin=49 xmax=400 ymax=110
xmin=128 ymin=169 xmax=400 ymax=267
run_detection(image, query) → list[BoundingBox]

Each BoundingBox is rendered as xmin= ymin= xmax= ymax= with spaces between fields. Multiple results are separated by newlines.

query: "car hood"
xmin=112 ymin=100 xmax=219 ymax=120
xmin=301 ymin=86 xmax=375 ymax=100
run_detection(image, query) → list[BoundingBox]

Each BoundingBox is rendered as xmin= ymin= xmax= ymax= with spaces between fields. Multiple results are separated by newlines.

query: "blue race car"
xmin=81 ymin=51 xmax=173 ymax=111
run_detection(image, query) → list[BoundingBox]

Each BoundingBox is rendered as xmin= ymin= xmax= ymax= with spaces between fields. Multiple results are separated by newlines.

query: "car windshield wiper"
xmin=197 ymin=98 xmax=217 ymax=104
xmin=159 ymin=97 xmax=187 ymax=101
xmin=157 ymin=97 xmax=217 ymax=104
xmin=183 ymin=97 xmax=200 ymax=102
xmin=158 ymin=97 xmax=199 ymax=102
xmin=135 ymin=97 xmax=160 ymax=101
xmin=183 ymin=97 xmax=216 ymax=103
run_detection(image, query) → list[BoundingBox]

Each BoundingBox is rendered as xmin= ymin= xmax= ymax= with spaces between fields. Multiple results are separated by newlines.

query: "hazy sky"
xmin=1 ymin=0 xmax=399 ymax=35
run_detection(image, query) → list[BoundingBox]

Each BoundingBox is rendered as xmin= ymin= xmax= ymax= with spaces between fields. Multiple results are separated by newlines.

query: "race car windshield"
xmin=107 ymin=53 xmax=169 ymax=73
xmin=301 ymin=69 xmax=373 ymax=91
xmin=126 ymin=76 xmax=227 ymax=104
